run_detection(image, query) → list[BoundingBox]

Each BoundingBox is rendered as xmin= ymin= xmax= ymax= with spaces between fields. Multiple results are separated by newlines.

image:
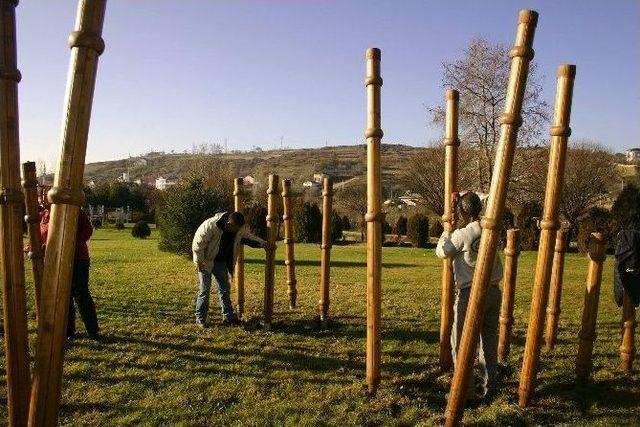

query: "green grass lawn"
xmin=1 ymin=227 xmax=639 ymax=426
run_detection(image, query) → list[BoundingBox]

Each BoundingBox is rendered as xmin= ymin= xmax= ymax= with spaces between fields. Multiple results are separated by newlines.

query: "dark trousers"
xmin=67 ymin=258 xmax=99 ymax=337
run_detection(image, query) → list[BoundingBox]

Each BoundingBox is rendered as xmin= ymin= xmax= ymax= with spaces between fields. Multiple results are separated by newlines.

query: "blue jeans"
xmin=195 ymin=261 xmax=234 ymax=323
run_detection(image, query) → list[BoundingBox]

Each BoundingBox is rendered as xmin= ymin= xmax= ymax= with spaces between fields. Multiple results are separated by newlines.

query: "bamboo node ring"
xmin=0 ymin=187 xmax=22 ymax=205
xmin=499 ymin=113 xmax=523 ymax=127
xmin=0 ymin=66 xmax=22 ymax=83
xmin=364 ymin=212 xmax=381 ymax=223
xmin=320 ymin=244 xmax=332 ymax=250
xmin=365 ymin=128 xmax=383 ymax=139
xmin=47 ymin=186 xmax=86 ymax=206
xmin=539 ymin=219 xmax=558 ymax=230
xmin=68 ymin=31 xmax=105 ymax=55
xmin=282 ymin=215 xmax=290 ymax=221
xmin=364 ymin=76 xmax=383 ymax=87
xmin=265 ymin=214 xmax=278 ymax=222
xmin=322 ymin=190 xmax=333 ymax=197
xmin=509 ymin=46 xmax=535 ymax=60
xmin=443 ymin=137 xmax=460 ymax=146
xmin=550 ymin=126 xmax=572 ymax=137
xmin=480 ymin=217 xmax=501 ymax=230
xmin=504 ymin=248 xmax=520 ymax=257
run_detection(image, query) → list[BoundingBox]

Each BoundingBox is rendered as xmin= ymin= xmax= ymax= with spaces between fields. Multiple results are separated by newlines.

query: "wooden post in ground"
xmin=263 ymin=174 xmax=279 ymax=331
xmin=319 ymin=177 xmax=333 ymax=323
xmin=365 ymin=47 xmax=383 ymax=395
xmin=281 ymin=179 xmax=297 ymax=309
xmin=575 ymin=232 xmax=607 ymax=384
xmin=29 ymin=1 xmax=107 ymax=425
xmin=22 ymin=161 xmax=45 ymax=320
xmin=444 ymin=10 xmax=538 ymax=426
xmin=498 ymin=229 xmax=521 ymax=363
xmin=439 ymin=89 xmax=459 ymax=372
xmin=0 ymin=1 xmax=31 ymax=424
xmin=233 ymin=177 xmax=246 ymax=318
xmin=519 ymin=64 xmax=576 ymax=407
xmin=619 ymin=291 xmax=636 ymax=373
xmin=544 ymin=229 xmax=568 ymax=351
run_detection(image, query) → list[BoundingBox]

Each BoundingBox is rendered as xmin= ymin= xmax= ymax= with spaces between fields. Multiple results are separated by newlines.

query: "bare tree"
xmin=429 ymin=38 xmax=550 ymax=192
xmin=560 ymin=141 xmax=618 ymax=232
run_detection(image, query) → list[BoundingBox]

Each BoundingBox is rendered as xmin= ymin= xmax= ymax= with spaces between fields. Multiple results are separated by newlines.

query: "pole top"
xmin=518 ymin=9 xmax=538 ymax=25
xmin=446 ymin=89 xmax=459 ymax=101
xmin=557 ymin=64 xmax=576 ymax=78
xmin=366 ymin=48 xmax=381 ymax=60
xmin=22 ymin=161 xmax=36 ymax=174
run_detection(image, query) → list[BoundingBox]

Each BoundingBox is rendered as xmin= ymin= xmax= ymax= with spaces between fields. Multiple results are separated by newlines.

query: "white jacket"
xmin=435 ymin=220 xmax=503 ymax=290
xmin=191 ymin=212 xmax=265 ymax=273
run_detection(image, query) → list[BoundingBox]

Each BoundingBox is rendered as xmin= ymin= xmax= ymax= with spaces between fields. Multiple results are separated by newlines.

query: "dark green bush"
xmin=341 ymin=215 xmax=352 ymax=231
xmin=243 ymin=204 xmax=268 ymax=240
xmin=516 ymin=201 xmax=542 ymax=251
xmin=500 ymin=208 xmax=516 ymax=248
xmin=157 ymin=177 xmax=232 ymax=255
xmin=115 ymin=221 xmax=125 ymax=230
xmin=407 ymin=213 xmax=429 ymax=248
xmin=131 ymin=220 xmax=151 ymax=239
xmin=429 ymin=220 xmax=444 ymax=237
xmin=611 ymin=184 xmax=640 ymax=232
xmin=292 ymin=200 xmax=322 ymax=243
xmin=383 ymin=221 xmax=393 ymax=234
xmin=577 ymin=207 xmax=614 ymax=254
xmin=331 ymin=212 xmax=344 ymax=242
xmin=394 ymin=215 xmax=408 ymax=235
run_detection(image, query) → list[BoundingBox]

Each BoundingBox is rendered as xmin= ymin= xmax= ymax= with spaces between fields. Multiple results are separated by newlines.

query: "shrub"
xmin=243 ymin=204 xmax=268 ymax=240
xmin=157 ymin=177 xmax=232 ymax=255
xmin=407 ymin=213 xmax=429 ymax=248
xmin=516 ymin=201 xmax=543 ymax=251
xmin=500 ymin=208 xmax=516 ymax=248
xmin=331 ymin=212 xmax=344 ymax=242
xmin=394 ymin=215 xmax=408 ymax=235
xmin=292 ymin=200 xmax=322 ymax=243
xmin=429 ymin=220 xmax=444 ymax=237
xmin=611 ymin=184 xmax=640 ymax=232
xmin=91 ymin=218 xmax=103 ymax=229
xmin=115 ymin=221 xmax=125 ymax=230
xmin=577 ymin=207 xmax=614 ymax=254
xmin=131 ymin=220 xmax=151 ymax=239
xmin=341 ymin=215 xmax=352 ymax=231
xmin=383 ymin=220 xmax=393 ymax=234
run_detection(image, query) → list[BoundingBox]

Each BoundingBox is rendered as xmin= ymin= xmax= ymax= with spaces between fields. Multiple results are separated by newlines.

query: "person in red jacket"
xmin=41 ymin=207 xmax=99 ymax=339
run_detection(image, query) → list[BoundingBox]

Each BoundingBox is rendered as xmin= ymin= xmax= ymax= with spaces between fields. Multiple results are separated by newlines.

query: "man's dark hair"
xmin=459 ymin=192 xmax=483 ymax=218
xmin=228 ymin=211 xmax=246 ymax=228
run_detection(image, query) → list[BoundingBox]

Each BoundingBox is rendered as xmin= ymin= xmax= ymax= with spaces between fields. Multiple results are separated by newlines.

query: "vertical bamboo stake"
xmin=365 ymin=47 xmax=383 ymax=395
xmin=22 ymin=161 xmax=45 ymax=320
xmin=0 ymin=1 xmax=31 ymax=424
xmin=444 ymin=10 xmax=538 ymax=426
xmin=498 ymin=229 xmax=521 ymax=363
xmin=281 ymin=179 xmax=297 ymax=309
xmin=319 ymin=177 xmax=333 ymax=323
xmin=518 ymin=64 xmax=576 ymax=407
xmin=544 ymin=229 xmax=568 ymax=351
xmin=575 ymin=232 xmax=607 ymax=384
xmin=233 ymin=177 xmax=246 ymax=318
xmin=29 ymin=1 xmax=107 ymax=425
xmin=439 ymin=89 xmax=459 ymax=372
xmin=619 ymin=291 xmax=636 ymax=373
xmin=263 ymin=174 xmax=279 ymax=331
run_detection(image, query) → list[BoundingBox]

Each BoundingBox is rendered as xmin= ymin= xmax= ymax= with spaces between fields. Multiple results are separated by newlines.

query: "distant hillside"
xmin=83 ymin=144 xmax=422 ymax=189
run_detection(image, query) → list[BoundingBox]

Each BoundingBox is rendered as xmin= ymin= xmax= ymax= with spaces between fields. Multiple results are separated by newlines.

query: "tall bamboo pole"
xmin=619 ymin=291 xmax=636 ymax=373
xmin=22 ymin=161 xmax=45 ymax=321
xmin=518 ymin=64 xmax=576 ymax=407
xmin=439 ymin=89 xmax=459 ymax=372
xmin=365 ymin=47 xmax=383 ymax=395
xmin=263 ymin=174 xmax=279 ymax=331
xmin=0 ymin=1 xmax=31 ymax=424
xmin=319 ymin=177 xmax=333 ymax=323
xmin=498 ymin=229 xmax=521 ymax=363
xmin=281 ymin=179 xmax=297 ymax=309
xmin=444 ymin=10 xmax=538 ymax=426
xmin=29 ymin=1 xmax=107 ymax=425
xmin=544 ymin=229 xmax=568 ymax=351
xmin=233 ymin=177 xmax=246 ymax=318
xmin=575 ymin=232 xmax=607 ymax=385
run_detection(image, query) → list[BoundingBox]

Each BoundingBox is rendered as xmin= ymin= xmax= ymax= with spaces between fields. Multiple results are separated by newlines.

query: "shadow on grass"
xmin=244 ymin=258 xmax=419 ymax=268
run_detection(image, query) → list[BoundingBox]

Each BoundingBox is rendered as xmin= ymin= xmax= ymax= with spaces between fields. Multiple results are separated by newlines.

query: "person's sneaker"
xmin=196 ymin=320 xmax=208 ymax=329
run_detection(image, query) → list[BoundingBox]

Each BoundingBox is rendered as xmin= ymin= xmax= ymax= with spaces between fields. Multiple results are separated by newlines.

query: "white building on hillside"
xmin=155 ymin=176 xmax=176 ymax=191
xmin=626 ymin=148 xmax=640 ymax=162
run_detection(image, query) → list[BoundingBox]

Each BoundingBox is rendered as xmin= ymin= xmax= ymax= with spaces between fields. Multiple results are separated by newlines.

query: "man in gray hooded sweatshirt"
xmin=436 ymin=191 xmax=503 ymax=401
xmin=192 ymin=211 xmax=266 ymax=327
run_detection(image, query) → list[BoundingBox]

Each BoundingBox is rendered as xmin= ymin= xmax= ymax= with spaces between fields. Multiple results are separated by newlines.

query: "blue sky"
xmin=16 ymin=0 xmax=640 ymax=166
